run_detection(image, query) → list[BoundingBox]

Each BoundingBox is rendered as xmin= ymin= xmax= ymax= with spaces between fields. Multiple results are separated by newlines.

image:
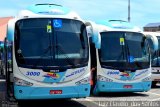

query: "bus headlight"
xmin=75 ymin=77 xmax=90 ymax=85
xmin=97 ymin=75 xmax=113 ymax=82
xmin=142 ymin=76 xmax=151 ymax=82
xmin=14 ymin=77 xmax=33 ymax=86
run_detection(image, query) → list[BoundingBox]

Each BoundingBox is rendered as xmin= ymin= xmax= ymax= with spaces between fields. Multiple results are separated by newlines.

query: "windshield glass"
xmin=152 ymin=37 xmax=160 ymax=67
xmin=15 ymin=18 xmax=89 ymax=69
xmin=99 ymin=31 xmax=150 ymax=70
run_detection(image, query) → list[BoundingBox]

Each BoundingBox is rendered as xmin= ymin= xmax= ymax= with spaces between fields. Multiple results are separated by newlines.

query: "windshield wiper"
xmin=125 ymin=40 xmax=142 ymax=69
xmin=32 ymin=44 xmax=77 ymax=69
xmin=125 ymin=40 xmax=131 ymax=63
xmin=32 ymin=45 xmax=52 ymax=68
xmin=55 ymin=44 xmax=77 ymax=68
xmin=110 ymin=37 xmax=130 ymax=69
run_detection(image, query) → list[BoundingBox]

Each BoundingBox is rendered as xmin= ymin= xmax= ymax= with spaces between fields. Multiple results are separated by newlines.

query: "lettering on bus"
xmin=135 ymin=70 xmax=148 ymax=77
xmin=26 ymin=71 xmax=40 ymax=76
xmin=66 ymin=68 xmax=85 ymax=78
xmin=107 ymin=71 xmax=120 ymax=75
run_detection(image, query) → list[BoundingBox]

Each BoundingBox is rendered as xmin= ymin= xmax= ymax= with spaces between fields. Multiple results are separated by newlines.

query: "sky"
xmin=0 ymin=0 xmax=160 ymax=29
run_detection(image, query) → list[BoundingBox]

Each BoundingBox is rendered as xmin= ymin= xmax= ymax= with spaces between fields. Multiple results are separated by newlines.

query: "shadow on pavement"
xmin=151 ymin=83 xmax=160 ymax=88
xmin=18 ymin=99 xmax=86 ymax=107
xmin=95 ymin=92 xmax=149 ymax=98
xmin=0 ymin=81 xmax=91 ymax=107
xmin=0 ymin=82 xmax=88 ymax=107
xmin=0 ymin=81 xmax=6 ymax=101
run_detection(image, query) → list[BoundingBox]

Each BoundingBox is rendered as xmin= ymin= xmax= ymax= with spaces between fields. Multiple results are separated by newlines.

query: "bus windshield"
xmin=99 ymin=31 xmax=150 ymax=70
xmin=15 ymin=18 xmax=89 ymax=69
xmin=152 ymin=37 xmax=160 ymax=67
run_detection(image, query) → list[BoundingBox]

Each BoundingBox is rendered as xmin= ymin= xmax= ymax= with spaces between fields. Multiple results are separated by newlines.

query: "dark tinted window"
xmin=152 ymin=37 xmax=160 ymax=66
xmin=99 ymin=31 xmax=149 ymax=70
xmin=15 ymin=18 xmax=89 ymax=69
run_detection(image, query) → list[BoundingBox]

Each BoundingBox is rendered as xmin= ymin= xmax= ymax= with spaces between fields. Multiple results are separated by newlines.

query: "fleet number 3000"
xmin=26 ymin=71 xmax=40 ymax=76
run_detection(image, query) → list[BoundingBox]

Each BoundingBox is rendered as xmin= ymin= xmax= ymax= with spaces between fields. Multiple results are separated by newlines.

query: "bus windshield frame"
xmin=14 ymin=18 xmax=89 ymax=70
xmin=99 ymin=31 xmax=150 ymax=70
xmin=152 ymin=36 xmax=160 ymax=67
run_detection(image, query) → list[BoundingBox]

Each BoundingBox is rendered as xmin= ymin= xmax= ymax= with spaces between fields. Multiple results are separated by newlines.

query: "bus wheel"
xmin=152 ymin=81 xmax=157 ymax=88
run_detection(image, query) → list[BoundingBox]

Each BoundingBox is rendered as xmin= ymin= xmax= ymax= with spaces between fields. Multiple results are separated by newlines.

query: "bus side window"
xmin=146 ymin=38 xmax=154 ymax=57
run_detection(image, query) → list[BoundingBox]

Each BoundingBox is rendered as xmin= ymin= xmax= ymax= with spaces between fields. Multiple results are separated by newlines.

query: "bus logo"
xmin=121 ymin=72 xmax=130 ymax=77
xmin=43 ymin=73 xmax=60 ymax=79
xmin=107 ymin=71 xmax=119 ymax=75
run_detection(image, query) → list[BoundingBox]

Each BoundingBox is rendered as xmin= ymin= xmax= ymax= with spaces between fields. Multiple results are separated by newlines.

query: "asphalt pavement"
xmin=1 ymin=80 xmax=160 ymax=107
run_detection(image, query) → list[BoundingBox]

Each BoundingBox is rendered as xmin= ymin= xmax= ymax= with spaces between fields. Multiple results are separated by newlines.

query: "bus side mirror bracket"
xmin=7 ymin=19 xmax=17 ymax=42
xmin=146 ymin=35 xmax=158 ymax=54
xmin=85 ymin=21 xmax=101 ymax=49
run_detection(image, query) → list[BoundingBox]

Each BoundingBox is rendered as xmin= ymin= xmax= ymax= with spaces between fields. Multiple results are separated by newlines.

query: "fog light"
xmin=14 ymin=77 xmax=33 ymax=86
xmin=19 ymin=90 xmax=22 ymax=93
xmin=85 ymin=88 xmax=88 ymax=91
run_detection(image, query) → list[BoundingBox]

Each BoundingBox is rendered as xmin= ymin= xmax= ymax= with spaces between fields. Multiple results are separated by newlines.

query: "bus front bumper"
xmin=94 ymin=81 xmax=151 ymax=93
xmin=14 ymin=84 xmax=90 ymax=100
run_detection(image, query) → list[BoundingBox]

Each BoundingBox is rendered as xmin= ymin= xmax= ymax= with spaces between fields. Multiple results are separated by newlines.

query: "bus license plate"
xmin=50 ymin=90 xmax=62 ymax=94
xmin=123 ymin=85 xmax=132 ymax=88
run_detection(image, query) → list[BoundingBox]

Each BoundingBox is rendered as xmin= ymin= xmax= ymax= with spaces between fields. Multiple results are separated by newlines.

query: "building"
xmin=0 ymin=17 xmax=13 ymax=41
xmin=144 ymin=22 xmax=160 ymax=32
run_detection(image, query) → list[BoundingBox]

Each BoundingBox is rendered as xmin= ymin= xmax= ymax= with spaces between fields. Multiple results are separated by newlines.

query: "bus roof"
xmin=7 ymin=4 xmax=84 ymax=42
xmin=96 ymin=20 xmax=141 ymax=32
xmin=27 ymin=4 xmax=70 ymax=15
xmin=17 ymin=4 xmax=81 ymax=20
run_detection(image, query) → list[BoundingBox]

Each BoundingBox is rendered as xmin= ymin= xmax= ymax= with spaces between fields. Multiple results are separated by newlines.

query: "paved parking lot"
xmin=1 ymin=80 xmax=160 ymax=107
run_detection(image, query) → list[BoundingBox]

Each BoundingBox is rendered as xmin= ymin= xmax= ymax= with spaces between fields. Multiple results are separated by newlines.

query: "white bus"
xmin=4 ymin=4 xmax=92 ymax=100
xmin=143 ymin=32 xmax=160 ymax=87
xmin=90 ymin=20 xmax=158 ymax=95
